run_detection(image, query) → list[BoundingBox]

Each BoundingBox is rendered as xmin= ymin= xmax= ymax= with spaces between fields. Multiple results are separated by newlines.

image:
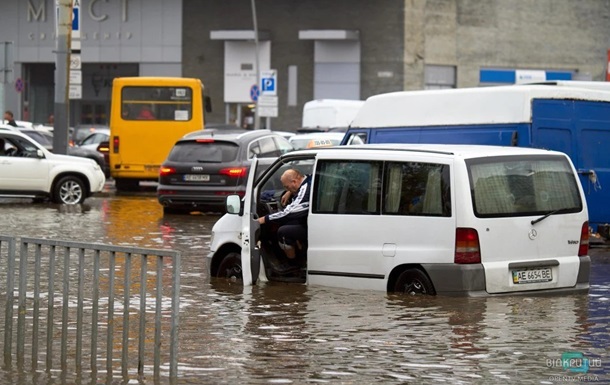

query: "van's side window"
xmin=383 ymin=162 xmax=451 ymax=217
xmin=313 ymin=160 xmax=381 ymax=214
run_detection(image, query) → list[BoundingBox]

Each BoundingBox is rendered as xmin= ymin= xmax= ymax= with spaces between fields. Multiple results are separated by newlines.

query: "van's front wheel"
xmin=215 ymin=252 xmax=242 ymax=280
xmin=394 ymin=268 xmax=436 ymax=295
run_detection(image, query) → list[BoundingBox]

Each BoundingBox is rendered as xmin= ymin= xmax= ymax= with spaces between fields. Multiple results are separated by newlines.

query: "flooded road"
xmin=0 ymin=194 xmax=608 ymax=384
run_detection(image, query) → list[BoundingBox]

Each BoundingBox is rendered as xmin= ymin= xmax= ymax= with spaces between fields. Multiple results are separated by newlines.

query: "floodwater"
xmin=0 ymin=194 xmax=608 ymax=384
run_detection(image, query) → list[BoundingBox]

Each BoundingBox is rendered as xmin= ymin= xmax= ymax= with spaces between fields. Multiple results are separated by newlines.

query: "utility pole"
xmin=251 ymin=0 xmax=261 ymax=130
xmin=0 ymin=41 xmax=13 ymax=122
xmin=54 ymin=0 xmax=72 ymax=155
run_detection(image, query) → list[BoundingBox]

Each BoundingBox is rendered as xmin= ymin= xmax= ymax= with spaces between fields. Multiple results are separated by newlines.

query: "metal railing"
xmin=0 ymin=236 xmax=181 ymax=381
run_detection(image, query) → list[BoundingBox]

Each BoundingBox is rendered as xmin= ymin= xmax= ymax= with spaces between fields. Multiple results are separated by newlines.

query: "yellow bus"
xmin=109 ymin=77 xmax=210 ymax=191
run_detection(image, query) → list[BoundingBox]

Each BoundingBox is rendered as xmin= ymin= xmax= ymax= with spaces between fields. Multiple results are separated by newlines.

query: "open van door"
xmin=240 ymin=157 xmax=261 ymax=285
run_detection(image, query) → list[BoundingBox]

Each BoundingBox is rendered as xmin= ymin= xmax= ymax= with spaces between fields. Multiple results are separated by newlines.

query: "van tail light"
xmin=159 ymin=166 xmax=176 ymax=176
xmin=112 ymin=136 xmax=119 ymax=153
xmin=455 ymin=228 xmax=481 ymax=264
xmin=578 ymin=221 xmax=589 ymax=256
xmin=219 ymin=167 xmax=247 ymax=178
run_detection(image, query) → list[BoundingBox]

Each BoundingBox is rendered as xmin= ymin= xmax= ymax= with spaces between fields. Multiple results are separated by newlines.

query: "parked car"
xmin=210 ymin=144 xmax=590 ymax=296
xmin=19 ymin=129 xmax=109 ymax=178
xmin=70 ymin=124 xmax=109 ymax=146
xmin=157 ymin=129 xmax=294 ymax=214
xmin=0 ymin=130 xmax=106 ymax=204
xmin=77 ymin=128 xmax=111 ymax=177
xmin=78 ymin=128 xmax=110 ymax=148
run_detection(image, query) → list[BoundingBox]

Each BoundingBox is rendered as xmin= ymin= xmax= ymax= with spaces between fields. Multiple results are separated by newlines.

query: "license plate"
xmin=512 ymin=267 xmax=552 ymax=284
xmin=184 ymin=174 xmax=210 ymax=182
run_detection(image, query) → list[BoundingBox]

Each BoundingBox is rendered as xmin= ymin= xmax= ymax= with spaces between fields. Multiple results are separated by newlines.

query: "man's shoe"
xmin=263 ymin=253 xmax=299 ymax=274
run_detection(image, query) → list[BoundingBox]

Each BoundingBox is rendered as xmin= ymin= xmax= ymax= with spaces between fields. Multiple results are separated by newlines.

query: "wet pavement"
xmin=0 ymin=190 xmax=608 ymax=384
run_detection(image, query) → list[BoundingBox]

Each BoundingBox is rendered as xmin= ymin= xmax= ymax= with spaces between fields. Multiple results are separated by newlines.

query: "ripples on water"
xmin=0 ymin=196 xmax=608 ymax=384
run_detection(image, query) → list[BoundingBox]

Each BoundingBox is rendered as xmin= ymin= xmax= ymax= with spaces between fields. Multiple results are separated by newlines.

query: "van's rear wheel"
xmin=216 ymin=252 xmax=242 ymax=280
xmin=394 ymin=268 xmax=436 ymax=295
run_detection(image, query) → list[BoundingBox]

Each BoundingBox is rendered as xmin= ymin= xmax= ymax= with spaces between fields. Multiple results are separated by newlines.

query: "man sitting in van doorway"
xmin=258 ymin=169 xmax=312 ymax=269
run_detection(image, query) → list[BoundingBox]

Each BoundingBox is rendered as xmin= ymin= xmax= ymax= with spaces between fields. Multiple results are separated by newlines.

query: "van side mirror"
xmin=204 ymin=96 xmax=212 ymax=113
xmin=226 ymin=195 xmax=242 ymax=215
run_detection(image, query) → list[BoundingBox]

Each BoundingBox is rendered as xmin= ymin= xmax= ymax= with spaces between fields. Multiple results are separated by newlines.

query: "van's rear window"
xmin=467 ymin=155 xmax=583 ymax=217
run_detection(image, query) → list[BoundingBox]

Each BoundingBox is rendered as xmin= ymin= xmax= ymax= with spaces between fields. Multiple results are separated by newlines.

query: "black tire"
xmin=115 ymin=178 xmax=139 ymax=192
xmin=393 ymin=268 xmax=436 ymax=295
xmin=215 ymin=252 xmax=242 ymax=280
xmin=163 ymin=206 xmax=185 ymax=215
xmin=52 ymin=176 xmax=86 ymax=204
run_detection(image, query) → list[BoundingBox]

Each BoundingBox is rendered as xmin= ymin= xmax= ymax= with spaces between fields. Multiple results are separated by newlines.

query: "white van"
xmin=301 ymin=99 xmax=365 ymax=130
xmin=208 ymin=144 xmax=590 ymax=296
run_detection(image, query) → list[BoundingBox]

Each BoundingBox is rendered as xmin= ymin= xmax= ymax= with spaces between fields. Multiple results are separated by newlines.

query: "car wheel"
xmin=53 ymin=176 xmax=86 ymax=204
xmin=393 ymin=268 xmax=436 ymax=295
xmin=215 ymin=252 xmax=242 ymax=280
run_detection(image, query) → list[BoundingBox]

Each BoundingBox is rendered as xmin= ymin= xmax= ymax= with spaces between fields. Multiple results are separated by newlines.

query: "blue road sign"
xmin=250 ymin=84 xmax=260 ymax=101
xmin=262 ymin=78 xmax=275 ymax=93
xmin=72 ymin=8 xmax=79 ymax=32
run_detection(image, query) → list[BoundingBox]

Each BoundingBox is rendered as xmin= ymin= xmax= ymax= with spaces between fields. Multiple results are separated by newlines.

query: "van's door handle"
xmin=577 ymin=169 xmax=594 ymax=175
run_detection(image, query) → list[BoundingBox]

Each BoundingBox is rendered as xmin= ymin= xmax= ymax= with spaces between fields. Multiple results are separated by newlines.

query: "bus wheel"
xmin=216 ymin=252 xmax=242 ymax=280
xmin=393 ymin=268 xmax=436 ymax=295
xmin=114 ymin=178 xmax=139 ymax=191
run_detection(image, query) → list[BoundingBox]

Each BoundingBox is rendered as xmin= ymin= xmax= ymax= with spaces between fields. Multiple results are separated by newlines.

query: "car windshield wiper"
xmin=531 ymin=208 xmax=571 ymax=225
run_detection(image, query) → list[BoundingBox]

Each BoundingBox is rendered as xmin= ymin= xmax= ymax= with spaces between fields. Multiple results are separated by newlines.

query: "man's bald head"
xmin=280 ymin=169 xmax=304 ymax=193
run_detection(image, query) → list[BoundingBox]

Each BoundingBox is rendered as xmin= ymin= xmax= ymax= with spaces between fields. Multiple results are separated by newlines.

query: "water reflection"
xmin=0 ymin=196 xmax=608 ymax=384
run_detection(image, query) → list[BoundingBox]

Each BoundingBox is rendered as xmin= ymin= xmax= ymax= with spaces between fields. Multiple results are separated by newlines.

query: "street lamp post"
xmin=251 ymin=0 xmax=261 ymax=130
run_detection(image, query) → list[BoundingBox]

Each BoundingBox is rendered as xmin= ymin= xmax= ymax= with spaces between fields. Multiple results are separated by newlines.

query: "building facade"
xmin=1 ymin=0 xmax=609 ymax=130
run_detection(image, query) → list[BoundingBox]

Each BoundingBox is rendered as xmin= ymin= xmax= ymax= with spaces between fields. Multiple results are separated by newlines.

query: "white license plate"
xmin=512 ymin=267 xmax=552 ymax=284
xmin=184 ymin=174 xmax=210 ymax=182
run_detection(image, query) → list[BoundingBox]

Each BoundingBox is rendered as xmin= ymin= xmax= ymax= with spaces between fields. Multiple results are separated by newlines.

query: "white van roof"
xmin=313 ymin=143 xmax=568 ymax=160
xmin=302 ymin=99 xmax=365 ymax=128
xmin=527 ymin=80 xmax=610 ymax=91
xmin=350 ymin=84 xmax=610 ymax=128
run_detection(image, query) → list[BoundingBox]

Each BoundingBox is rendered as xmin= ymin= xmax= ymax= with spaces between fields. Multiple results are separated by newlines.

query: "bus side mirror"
xmin=204 ymin=96 xmax=212 ymax=113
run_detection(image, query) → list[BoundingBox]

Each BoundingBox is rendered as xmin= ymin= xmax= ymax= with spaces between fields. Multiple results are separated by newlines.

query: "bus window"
xmin=121 ymin=86 xmax=193 ymax=121
xmin=109 ymin=77 xmax=206 ymax=191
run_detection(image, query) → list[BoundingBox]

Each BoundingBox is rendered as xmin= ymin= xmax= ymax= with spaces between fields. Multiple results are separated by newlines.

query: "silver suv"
xmin=0 ymin=130 xmax=106 ymax=204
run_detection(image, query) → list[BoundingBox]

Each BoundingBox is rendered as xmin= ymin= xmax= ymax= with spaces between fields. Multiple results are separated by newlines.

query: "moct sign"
xmin=30 ymin=0 xmax=131 ymax=23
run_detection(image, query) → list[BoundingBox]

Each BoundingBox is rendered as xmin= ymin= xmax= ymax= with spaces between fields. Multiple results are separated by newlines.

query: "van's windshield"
xmin=467 ymin=155 xmax=583 ymax=218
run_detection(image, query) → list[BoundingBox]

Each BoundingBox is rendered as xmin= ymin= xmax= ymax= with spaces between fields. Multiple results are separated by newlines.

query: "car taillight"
xmin=196 ymin=139 xmax=215 ymax=143
xmin=112 ymin=136 xmax=119 ymax=153
xmin=159 ymin=166 xmax=176 ymax=176
xmin=97 ymin=142 xmax=109 ymax=153
xmin=578 ymin=221 xmax=589 ymax=256
xmin=455 ymin=228 xmax=481 ymax=264
xmin=219 ymin=167 xmax=247 ymax=178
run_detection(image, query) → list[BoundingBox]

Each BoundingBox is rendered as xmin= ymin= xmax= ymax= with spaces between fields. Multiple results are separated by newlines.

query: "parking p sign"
xmin=261 ymin=70 xmax=277 ymax=96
